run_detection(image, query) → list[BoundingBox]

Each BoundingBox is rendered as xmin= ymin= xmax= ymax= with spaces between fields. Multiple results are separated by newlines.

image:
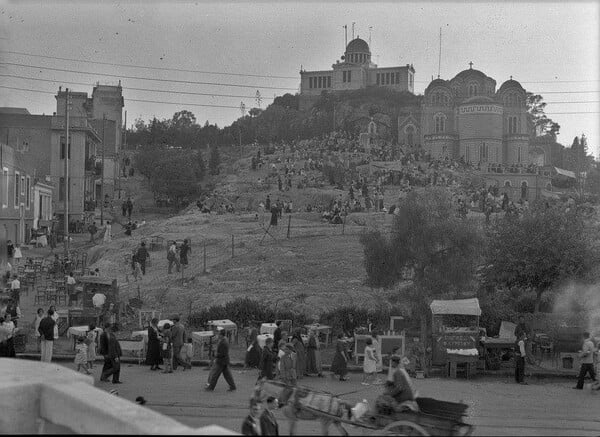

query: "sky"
xmin=1 ymin=1 xmax=599 ymax=153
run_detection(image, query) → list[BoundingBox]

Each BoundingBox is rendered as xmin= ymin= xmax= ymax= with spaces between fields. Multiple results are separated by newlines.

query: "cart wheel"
xmin=380 ymin=420 xmax=429 ymax=436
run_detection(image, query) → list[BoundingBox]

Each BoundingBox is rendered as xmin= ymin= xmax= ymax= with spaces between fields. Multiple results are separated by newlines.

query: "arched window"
xmin=480 ymin=142 xmax=488 ymax=161
xmin=405 ymin=125 xmax=415 ymax=146
xmin=434 ymin=113 xmax=446 ymax=133
xmin=468 ymin=82 xmax=479 ymax=97
xmin=508 ymin=116 xmax=518 ymax=134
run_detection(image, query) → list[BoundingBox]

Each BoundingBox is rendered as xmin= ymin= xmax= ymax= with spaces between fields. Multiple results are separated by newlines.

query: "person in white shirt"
xmin=515 ymin=332 xmax=528 ymax=385
xmin=10 ymin=275 xmax=20 ymax=304
xmin=13 ymin=244 xmax=22 ymax=266
xmin=66 ymin=272 xmax=78 ymax=306
xmin=103 ymin=221 xmax=112 ymax=243
xmin=33 ymin=308 xmax=45 ymax=352
xmin=574 ymin=332 xmax=597 ymax=390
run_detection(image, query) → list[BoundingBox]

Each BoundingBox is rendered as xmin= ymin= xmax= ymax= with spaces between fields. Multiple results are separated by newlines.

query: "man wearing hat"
xmin=205 ymin=329 xmax=236 ymax=392
xmin=376 ymin=355 xmax=418 ymax=415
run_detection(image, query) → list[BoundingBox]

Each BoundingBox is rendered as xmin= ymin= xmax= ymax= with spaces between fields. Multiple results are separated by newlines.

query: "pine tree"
xmin=209 ymin=145 xmax=221 ymax=175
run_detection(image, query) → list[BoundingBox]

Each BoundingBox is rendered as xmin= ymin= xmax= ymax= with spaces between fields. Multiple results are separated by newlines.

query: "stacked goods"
xmin=296 ymin=390 xmax=346 ymax=417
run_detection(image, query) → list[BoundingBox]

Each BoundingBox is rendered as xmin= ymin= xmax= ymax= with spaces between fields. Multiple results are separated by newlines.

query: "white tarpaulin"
xmin=553 ymin=167 xmax=576 ymax=179
xmin=430 ymin=298 xmax=481 ymax=316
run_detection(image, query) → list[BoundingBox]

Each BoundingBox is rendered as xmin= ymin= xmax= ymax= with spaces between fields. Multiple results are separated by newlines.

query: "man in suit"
xmin=260 ymin=396 xmax=279 ymax=436
xmin=272 ymin=321 xmax=282 ymax=354
xmin=99 ymin=323 xmax=123 ymax=384
xmin=171 ymin=316 xmax=191 ymax=371
xmin=241 ymin=398 xmax=262 ymax=436
xmin=205 ymin=329 xmax=236 ymax=391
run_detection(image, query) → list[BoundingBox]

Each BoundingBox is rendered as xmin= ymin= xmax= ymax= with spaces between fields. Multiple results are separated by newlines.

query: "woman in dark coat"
xmin=146 ymin=318 xmax=163 ymax=370
xmin=330 ymin=333 xmax=349 ymax=381
xmin=291 ymin=329 xmax=307 ymax=379
xmin=245 ymin=328 xmax=261 ymax=368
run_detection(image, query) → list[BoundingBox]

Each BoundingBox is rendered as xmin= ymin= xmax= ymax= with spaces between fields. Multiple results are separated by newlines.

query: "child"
xmin=132 ymin=260 xmax=142 ymax=281
xmin=161 ymin=323 xmax=173 ymax=373
xmin=75 ymin=336 xmax=91 ymax=374
xmin=362 ymin=337 xmax=377 ymax=385
xmin=13 ymin=244 xmax=22 ymax=266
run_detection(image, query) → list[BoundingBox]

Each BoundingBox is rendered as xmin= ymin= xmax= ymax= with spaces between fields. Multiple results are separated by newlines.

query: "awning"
xmin=430 ymin=298 xmax=481 ymax=316
xmin=553 ymin=167 xmax=576 ymax=179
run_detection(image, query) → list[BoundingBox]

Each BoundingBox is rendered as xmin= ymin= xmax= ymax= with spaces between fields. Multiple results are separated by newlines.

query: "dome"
xmin=498 ymin=79 xmax=525 ymax=93
xmin=461 ymin=95 xmax=496 ymax=104
xmin=454 ymin=68 xmax=488 ymax=81
xmin=425 ymin=78 xmax=449 ymax=92
xmin=346 ymin=38 xmax=370 ymax=53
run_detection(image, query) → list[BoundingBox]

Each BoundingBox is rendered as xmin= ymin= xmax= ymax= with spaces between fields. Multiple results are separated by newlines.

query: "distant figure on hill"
xmin=179 ymin=239 xmax=191 ymax=268
xmin=167 ymin=241 xmax=180 ymax=274
xmin=270 ymin=206 xmax=278 ymax=226
xmin=126 ymin=198 xmax=134 ymax=219
xmin=122 ymin=200 xmax=127 ymax=217
xmin=88 ymin=222 xmax=98 ymax=243
xmin=103 ymin=221 xmax=112 ymax=243
xmin=265 ymin=195 xmax=271 ymax=211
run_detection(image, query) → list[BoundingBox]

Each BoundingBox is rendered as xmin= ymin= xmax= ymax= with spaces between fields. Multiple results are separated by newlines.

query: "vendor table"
xmin=257 ymin=334 xmax=273 ymax=348
xmin=191 ymin=331 xmax=214 ymax=359
xmin=66 ymin=326 xmax=103 ymax=350
xmin=445 ymin=352 xmax=479 ymax=379
xmin=304 ymin=324 xmax=332 ymax=346
xmin=260 ymin=323 xmax=278 ymax=335
xmin=208 ymin=319 xmax=237 ymax=343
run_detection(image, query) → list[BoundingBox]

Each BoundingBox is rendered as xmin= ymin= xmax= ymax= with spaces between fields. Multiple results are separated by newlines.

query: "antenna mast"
xmin=437 ymin=27 xmax=442 ymax=79
xmin=352 ymin=22 xmax=355 ymax=40
xmin=369 ymin=26 xmax=372 ymax=46
xmin=343 ymin=24 xmax=347 ymax=49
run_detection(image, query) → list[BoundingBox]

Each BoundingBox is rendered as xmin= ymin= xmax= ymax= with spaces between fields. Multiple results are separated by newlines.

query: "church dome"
xmin=498 ymin=79 xmax=525 ymax=93
xmin=425 ymin=78 xmax=449 ymax=92
xmin=346 ymin=38 xmax=370 ymax=53
xmin=454 ymin=68 xmax=488 ymax=81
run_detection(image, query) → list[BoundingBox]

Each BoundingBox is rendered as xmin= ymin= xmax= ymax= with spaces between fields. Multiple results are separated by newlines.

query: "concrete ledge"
xmin=0 ymin=358 xmax=237 ymax=434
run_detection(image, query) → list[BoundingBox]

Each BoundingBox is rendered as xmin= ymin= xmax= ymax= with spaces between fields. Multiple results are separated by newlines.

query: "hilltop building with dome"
xmin=299 ymin=37 xmax=415 ymax=111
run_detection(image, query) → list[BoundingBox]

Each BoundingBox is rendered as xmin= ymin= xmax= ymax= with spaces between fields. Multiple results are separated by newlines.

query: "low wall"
xmin=0 ymin=358 xmax=236 ymax=435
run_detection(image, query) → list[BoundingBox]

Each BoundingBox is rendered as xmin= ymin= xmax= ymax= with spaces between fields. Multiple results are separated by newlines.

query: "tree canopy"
xmin=526 ymin=93 xmax=560 ymax=137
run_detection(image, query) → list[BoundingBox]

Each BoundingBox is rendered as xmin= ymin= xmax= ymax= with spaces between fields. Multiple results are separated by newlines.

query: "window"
xmin=347 ymin=70 xmax=351 ymax=82
xmin=405 ymin=125 xmax=415 ymax=146
xmin=60 ymin=136 xmax=71 ymax=159
xmin=26 ymin=176 xmax=31 ymax=208
xmin=318 ymin=76 xmax=322 ymax=88
xmin=14 ymin=171 xmax=20 ymax=208
xmin=508 ymin=116 xmax=518 ymax=134
xmin=376 ymin=73 xmax=380 ymax=85
xmin=517 ymin=147 xmax=522 ymax=163
xmin=343 ymin=71 xmax=346 ymax=82
xmin=468 ymin=82 xmax=479 ymax=97
xmin=327 ymin=76 xmax=331 ymax=88
xmin=434 ymin=114 xmax=446 ymax=133
xmin=59 ymin=177 xmax=65 ymax=201
xmin=2 ymin=167 xmax=8 ymax=208
xmin=386 ymin=72 xmax=390 ymax=85
xmin=309 ymin=77 xmax=313 ymax=89
xmin=396 ymin=73 xmax=400 ymax=84
xmin=480 ymin=142 xmax=488 ymax=161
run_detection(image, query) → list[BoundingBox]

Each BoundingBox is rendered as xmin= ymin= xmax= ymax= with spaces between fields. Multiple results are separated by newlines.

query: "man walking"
xmin=126 ymin=197 xmax=134 ymax=219
xmin=38 ymin=309 xmax=56 ymax=362
xmin=205 ymin=329 xmax=236 ymax=391
xmin=88 ymin=221 xmax=98 ymax=243
xmin=99 ymin=323 xmax=123 ymax=384
xmin=136 ymin=242 xmax=150 ymax=275
xmin=171 ymin=316 xmax=192 ymax=371
xmin=574 ymin=332 xmax=597 ymax=390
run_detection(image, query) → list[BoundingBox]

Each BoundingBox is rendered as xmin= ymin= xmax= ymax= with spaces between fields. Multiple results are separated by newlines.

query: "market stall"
xmin=430 ymin=298 xmax=482 ymax=373
xmin=69 ymin=276 xmax=119 ymax=329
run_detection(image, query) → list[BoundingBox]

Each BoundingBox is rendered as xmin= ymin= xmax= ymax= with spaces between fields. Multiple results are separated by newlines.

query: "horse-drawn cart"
xmin=256 ymin=380 xmax=473 ymax=436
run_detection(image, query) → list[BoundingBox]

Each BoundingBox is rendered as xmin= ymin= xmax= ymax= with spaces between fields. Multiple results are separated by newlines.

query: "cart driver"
xmin=375 ymin=355 xmax=419 ymax=415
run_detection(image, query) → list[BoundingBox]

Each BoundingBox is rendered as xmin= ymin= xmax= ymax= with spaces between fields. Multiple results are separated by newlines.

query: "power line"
xmin=1 ymin=50 xmax=298 ymax=80
xmin=0 ymin=61 xmax=298 ymax=91
xmin=0 ymin=73 xmax=275 ymax=100
xmin=0 ymin=85 xmax=247 ymax=109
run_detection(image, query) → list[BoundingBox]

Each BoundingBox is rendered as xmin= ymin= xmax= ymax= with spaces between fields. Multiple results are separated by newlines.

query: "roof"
xmin=454 ymin=68 xmax=488 ymax=80
xmin=498 ymin=79 xmax=525 ymax=93
xmin=425 ymin=78 xmax=449 ymax=92
xmin=461 ymin=95 xmax=496 ymax=104
xmin=346 ymin=37 xmax=370 ymax=53
xmin=0 ymin=107 xmax=31 ymax=115
xmin=430 ymin=298 xmax=481 ymax=316
xmin=554 ymin=167 xmax=576 ymax=179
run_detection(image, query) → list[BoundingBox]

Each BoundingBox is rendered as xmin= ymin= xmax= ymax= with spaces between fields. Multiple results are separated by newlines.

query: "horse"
xmin=253 ymin=379 xmax=352 ymax=436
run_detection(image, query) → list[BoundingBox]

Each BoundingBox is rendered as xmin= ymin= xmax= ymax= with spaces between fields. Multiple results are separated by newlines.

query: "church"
xmin=398 ymin=62 xmax=536 ymax=168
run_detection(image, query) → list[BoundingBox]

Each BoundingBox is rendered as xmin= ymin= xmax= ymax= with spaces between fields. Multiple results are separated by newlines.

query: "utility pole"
xmin=100 ymin=114 xmax=106 ymax=225
xmin=239 ymin=102 xmax=246 ymax=159
xmin=63 ymin=88 xmax=70 ymax=257
xmin=120 ymin=110 xmax=126 ymax=200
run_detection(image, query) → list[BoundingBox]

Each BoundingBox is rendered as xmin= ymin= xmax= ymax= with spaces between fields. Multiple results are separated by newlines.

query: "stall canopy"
xmin=553 ymin=167 xmax=576 ymax=179
xmin=430 ymin=298 xmax=482 ymax=316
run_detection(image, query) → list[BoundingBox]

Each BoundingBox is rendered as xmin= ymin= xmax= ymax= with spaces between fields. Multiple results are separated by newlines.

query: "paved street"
xmin=52 ymin=360 xmax=600 ymax=436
